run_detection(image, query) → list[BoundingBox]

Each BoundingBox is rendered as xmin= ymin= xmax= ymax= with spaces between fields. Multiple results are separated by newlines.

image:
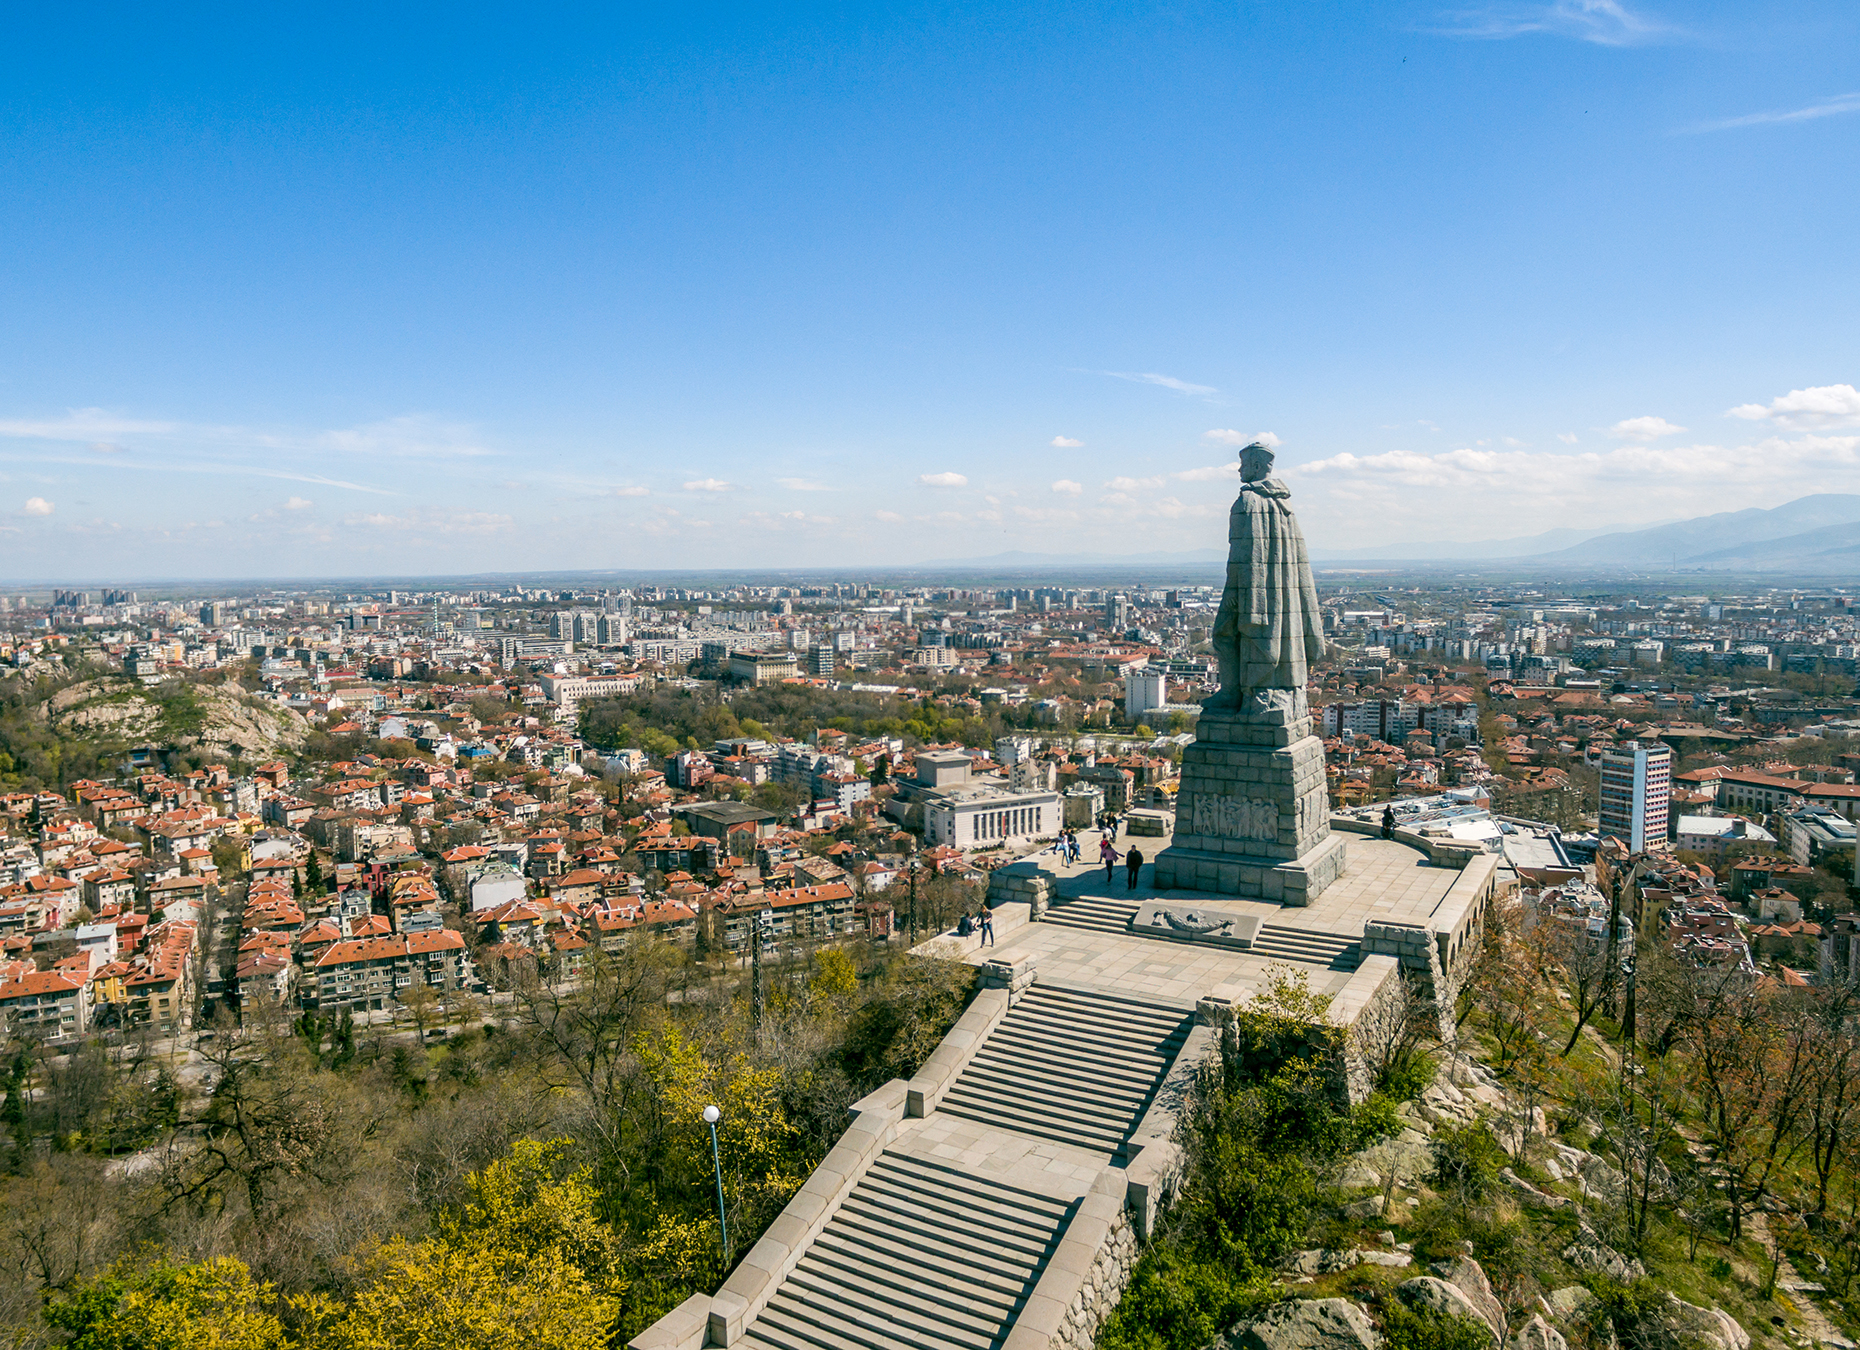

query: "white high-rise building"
xmin=1123 ymin=668 xmax=1167 ymax=721
xmin=1599 ymin=741 xmax=1672 ymax=853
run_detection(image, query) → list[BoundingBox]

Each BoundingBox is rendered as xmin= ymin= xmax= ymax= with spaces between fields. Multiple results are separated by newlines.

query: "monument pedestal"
xmin=1153 ymin=690 xmax=1346 ymax=906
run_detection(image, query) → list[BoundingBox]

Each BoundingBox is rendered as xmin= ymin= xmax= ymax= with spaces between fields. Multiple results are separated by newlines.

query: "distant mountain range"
xmin=1319 ymin=494 xmax=1860 ymax=571
xmin=920 ymin=494 xmax=1860 ymax=574
xmin=1523 ymin=494 xmax=1860 ymax=569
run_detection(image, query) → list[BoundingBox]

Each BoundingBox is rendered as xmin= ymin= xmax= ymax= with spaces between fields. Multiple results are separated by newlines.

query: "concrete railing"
xmin=1001 ymin=1167 xmax=1136 ymax=1350
xmin=628 ymin=1078 xmax=910 ymax=1350
xmin=906 ymin=986 xmax=1011 ymax=1117
xmin=909 ymin=898 xmax=1033 ymax=959
xmin=1329 ymin=813 xmax=1483 ymax=868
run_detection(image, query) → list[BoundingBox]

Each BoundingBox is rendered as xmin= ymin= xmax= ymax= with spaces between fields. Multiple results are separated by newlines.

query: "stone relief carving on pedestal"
xmin=1190 ymin=795 xmax=1279 ymax=842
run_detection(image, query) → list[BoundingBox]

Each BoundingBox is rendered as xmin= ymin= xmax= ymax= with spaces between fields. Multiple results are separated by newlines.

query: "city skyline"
xmin=2 ymin=1 xmax=1858 ymax=576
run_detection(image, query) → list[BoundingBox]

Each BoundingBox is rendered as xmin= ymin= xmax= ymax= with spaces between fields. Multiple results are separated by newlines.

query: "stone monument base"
xmin=1152 ymin=689 xmax=1348 ymax=906
xmin=1151 ymin=832 xmax=1347 ymax=906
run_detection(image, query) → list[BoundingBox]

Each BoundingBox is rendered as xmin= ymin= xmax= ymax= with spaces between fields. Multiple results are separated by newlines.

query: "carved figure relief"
xmin=1190 ymin=795 xmax=1279 ymax=842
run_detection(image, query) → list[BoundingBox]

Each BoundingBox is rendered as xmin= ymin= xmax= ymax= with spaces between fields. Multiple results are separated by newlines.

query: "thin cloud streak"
xmin=1102 ymin=371 xmax=1218 ymax=397
xmin=1429 ymin=0 xmax=1674 ymax=46
xmin=1683 ymin=92 xmax=1860 ymax=134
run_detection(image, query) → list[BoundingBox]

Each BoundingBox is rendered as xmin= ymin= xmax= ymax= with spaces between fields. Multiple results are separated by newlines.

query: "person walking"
xmin=979 ymin=903 xmax=995 ymax=947
xmin=1381 ymin=806 xmax=1395 ymax=840
xmin=1099 ymin=836 xmax=1121 ymax=886
xmin=1125 ymin=846 xmax=1144 ymax=892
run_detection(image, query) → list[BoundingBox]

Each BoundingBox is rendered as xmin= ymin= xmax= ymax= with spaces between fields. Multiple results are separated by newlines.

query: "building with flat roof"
xmin=1599 ymin=741 xmax=1672 ymax=853
xmin=729 ymin=651 xmax=799 ymax=685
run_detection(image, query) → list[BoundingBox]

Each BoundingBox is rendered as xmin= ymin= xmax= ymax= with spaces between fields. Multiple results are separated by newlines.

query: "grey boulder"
xmin=1224 ymin=1298 xmax=1382 ymax=1350
xmin=1396 ymin=1278 xmax=1501 ymax=1346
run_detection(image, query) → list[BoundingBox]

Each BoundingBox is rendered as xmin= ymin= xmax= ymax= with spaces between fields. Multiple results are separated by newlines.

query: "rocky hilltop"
xmin=39 ymin=676 xmax=312 ymax=764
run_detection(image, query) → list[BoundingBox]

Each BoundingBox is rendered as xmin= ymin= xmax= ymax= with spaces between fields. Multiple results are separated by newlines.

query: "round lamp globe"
xmin=702 ymin=1105 xmax=721 ymax=1124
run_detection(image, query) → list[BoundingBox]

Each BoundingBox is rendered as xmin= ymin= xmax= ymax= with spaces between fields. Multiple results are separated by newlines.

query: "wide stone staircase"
xmin=936 ymin=985 xmax=1192 ymax=1159
xmin=1252 ymin=923 xmax=1360 ymax=970
xmin=1041 ymin=893 xmax=1139 ymax=934
xmin=738 ymin=1153 xmax=1076 ymax=1350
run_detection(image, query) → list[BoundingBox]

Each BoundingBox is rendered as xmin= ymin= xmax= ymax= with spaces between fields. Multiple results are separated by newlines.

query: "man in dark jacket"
xmin=1125 ymin=846 xmax=1144 ymax=891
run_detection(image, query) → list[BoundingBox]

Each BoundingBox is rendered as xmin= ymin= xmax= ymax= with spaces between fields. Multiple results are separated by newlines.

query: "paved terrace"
xmin=926 ymin=819 xmax=1463 ymax=1012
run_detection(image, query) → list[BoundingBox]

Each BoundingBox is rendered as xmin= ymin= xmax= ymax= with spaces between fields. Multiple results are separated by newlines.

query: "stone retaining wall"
xmin=987 ymin=862 xmax=1059 ymax=919
xmin=1001 ymin=1168 xmax=1137 ymax=1350
xmin=906 ymin=985 xmax=1013 ymax=1117
xmin=1124 ymin=809 xmax=1169 ymax=837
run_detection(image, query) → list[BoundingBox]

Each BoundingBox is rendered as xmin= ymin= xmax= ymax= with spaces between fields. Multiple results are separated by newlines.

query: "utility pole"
xmin=751 ymin=909 xmax=770 ymax=1026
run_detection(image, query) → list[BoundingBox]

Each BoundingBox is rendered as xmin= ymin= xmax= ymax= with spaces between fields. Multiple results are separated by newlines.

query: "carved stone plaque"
xmin=1190 ymin=795 xmax=1279 ymax=842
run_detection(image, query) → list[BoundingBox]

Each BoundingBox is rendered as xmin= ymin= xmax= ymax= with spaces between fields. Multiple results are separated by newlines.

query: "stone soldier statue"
xmin=1208 ymin=440 xmax=1326 ymax=709
xmin=1154 ymin=437 xmax=1346 ymax=902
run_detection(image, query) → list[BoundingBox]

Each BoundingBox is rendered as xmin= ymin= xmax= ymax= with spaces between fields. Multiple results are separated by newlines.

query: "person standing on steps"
xmin=978 ymin=903 xmax=995 ymax=947
xmin=1125 ymin=846 xmax=1144 ymax=892
xmin=1099 ymin=836 xmax=1121 ymax=886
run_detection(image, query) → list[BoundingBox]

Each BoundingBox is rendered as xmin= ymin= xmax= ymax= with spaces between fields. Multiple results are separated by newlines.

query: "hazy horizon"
xmin=3 ymin=2 xmax=1857 ymax=576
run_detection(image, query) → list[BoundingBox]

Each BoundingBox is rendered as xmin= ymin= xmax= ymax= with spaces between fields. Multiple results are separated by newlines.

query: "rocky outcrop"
xmin=1284 ymin=1249 xmax=1412 ymax=1276
xmin=1224 ymin=1299 xmax=1382 ymax=1350
xmin=1509 ymin=1315 xmax=1568 ymax=1350
xmin=1661 ymin=1297 xmax=1749 ymax=1350
xmin=1561 ymin=1229 xmax=1646 ymax=1283
xmin=44 ymin=677 xmax=311 ymax=763
xmin=1396 ymin=1279 xmax=1501 ymax=1345
xmin=1433 ymin=1257 xmax=1506 ymax=1341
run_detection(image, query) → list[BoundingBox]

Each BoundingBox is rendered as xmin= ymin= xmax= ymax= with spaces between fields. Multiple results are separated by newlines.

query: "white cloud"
xmin=1174 ymin=463 xmax=1242 ymax=482
xmin=1288 ymin=433 xmax=1860 ymax=552
xmin=1051 ymin=479 xmax=1083 ymax=494
xmin=1102 ymin=492 xmax=1137 ymax=507
xmin=1104 ymin=371 xmax=1217 ymax=396
xmin=875 ymin=510 xmax=905 ymax=523
xmin=683 ymin=478 xmax=732 ymax=492
xmin=1726 ymin=383 xmax=1860 ymax=430
xmin=777 ymin=477 xmax=832 ymax=491
xmin=21 ymin=497 xmax=52 ymax=516
xmin=1050 ymin=436 xmax=1083 ymax=448
xmin=918 ymin=471 xmax=968 ymax=488
xmin=1431 ymin=0 xmax=1673 ymax=47
xmin=608 ymin=485 xmax=651 ymax=497
xmin=283 ymin=496 xmax=313 ymax=511
xmin=1687 ymin=92 xmax=1860 ymax=134
xmin=1203 ymin=429 xmax=1280 ymax=447
xmin=344 ymin=509 xmax=511 ymax=534
xmin=1556 ymin=432 xmax=1580 ymax=444
xmin=91 ymin=441 xmax=126 ymax=454
xmin=1610 ymin=415 xmax=1686 ymax=441
xmin=1106 ymin=475 xmax=1166 ymax=491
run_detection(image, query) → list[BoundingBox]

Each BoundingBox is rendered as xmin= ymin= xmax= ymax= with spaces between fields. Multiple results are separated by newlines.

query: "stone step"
xmin=798 ymin=1242 xmax=1026 ymax=1324
xmin=935 ymin=985 xmax=1190 ymax=1157
xmin=863 ymin=1156 xmax=1074 ymax=1231
xmin=740 ymin=1154 xmax=1071 ymax=1350
xmin=808 ymin=1225 xmax=1034 ymax=1307
xmin=815 ymin=1210 xmax=1051 ymax=1313
xmin=961 ymin=1043 xmax=1166 ymax=1097
xmin=1252 ymin=924 xmax=1361 ymax=969
xmin=781 ymin=1268 xmax=1008 ymax=1349
xmin=976 ymin=1012 xmax=1181 ymax=1065
xmin=992 ymin=1009 xmax=1189 ymax=1063
xmin=1040 ymin=896 xmax=1140 ymax=933
xmin=841 ymin=1186 xmax=1055 ymax=1262
xmin=941 ymin=1070 xmax=1147 ymax=1135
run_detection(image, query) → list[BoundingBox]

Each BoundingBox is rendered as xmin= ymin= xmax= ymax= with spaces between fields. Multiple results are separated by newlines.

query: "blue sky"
xmin=1 ymin=0 xmax=1857 ymax=578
